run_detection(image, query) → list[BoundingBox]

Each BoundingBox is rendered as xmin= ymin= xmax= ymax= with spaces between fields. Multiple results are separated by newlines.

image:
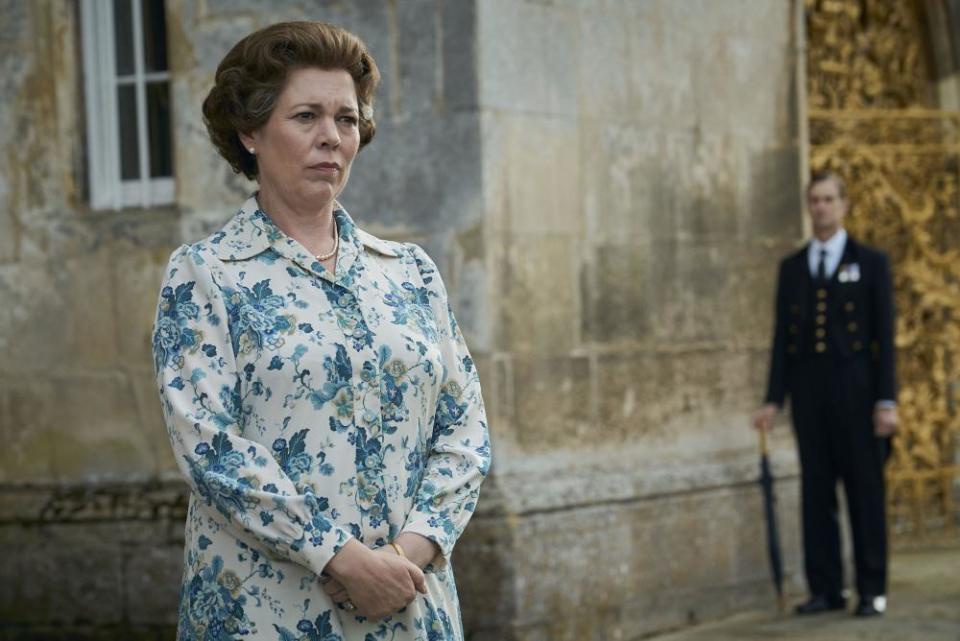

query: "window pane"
xmin=141 ymin=0 xmax=168 ymax=72
xmin=117 ymin=84 xmax=140 ymax=180
xmin=147 ymin=81 xmax=173 ymax=177
xmin=113 ymin=0 xmax=134 ymax=75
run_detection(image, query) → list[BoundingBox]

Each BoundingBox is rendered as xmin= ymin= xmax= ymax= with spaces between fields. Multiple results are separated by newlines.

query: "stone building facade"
xmin=0 ymin=1 xmax=807 ymax=639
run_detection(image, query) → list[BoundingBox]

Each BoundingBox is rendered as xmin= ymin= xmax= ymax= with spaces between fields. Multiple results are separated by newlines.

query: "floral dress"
xmin=152 ymin=197 xmax=490 ymax=641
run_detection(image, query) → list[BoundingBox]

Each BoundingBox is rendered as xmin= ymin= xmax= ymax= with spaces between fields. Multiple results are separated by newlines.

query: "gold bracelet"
xmin=389 ymin=541 xmax=406 ymax=558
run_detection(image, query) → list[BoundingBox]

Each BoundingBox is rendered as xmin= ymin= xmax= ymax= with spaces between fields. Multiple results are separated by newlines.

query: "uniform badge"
xmin=838 ymin=263 xmax=860 ymax=283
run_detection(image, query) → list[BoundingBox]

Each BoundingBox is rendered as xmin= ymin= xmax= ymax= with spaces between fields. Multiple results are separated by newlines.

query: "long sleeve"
xmin=872 ymin=253 xmax=897 ymax=402
xmin=764 ymin=260 xmax=789 ymax=406
xmin=152 ymin=245 xmax=352 ymax=575
xmin=400 ymin=245 xmax=491 ymax=564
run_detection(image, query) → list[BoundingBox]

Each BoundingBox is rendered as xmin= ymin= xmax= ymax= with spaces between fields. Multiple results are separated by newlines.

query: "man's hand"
xmin=752 ymin=403 xmax=779 ymax=432
xmin=323 ymin=539 xmax=427 ymax=620
xmin=873 ymin=406 xmax=898 ymax=437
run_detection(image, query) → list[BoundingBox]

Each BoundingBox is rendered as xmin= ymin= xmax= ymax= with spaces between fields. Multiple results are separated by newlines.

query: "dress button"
xmin=352 ymin=326 xmax=366 ymax=339
xmin=848 ymin=322 xmax=857 ymax=332
xmin=816 ymin=328 xmax=826 ymax=338
xmin=853 ymin=340 xmax=863 ymax=351
xmin=817 ymin=289 xmax=827 ymax=299
xmin=816 ymin=314 xmax=826 ymax=325
xmin=817 ymin=302 xmax=827 ymax=312
xmin=816 ymin=342 xmax=826 ymax=353
xmin=845 ymin=302 xmax=855 ymax=312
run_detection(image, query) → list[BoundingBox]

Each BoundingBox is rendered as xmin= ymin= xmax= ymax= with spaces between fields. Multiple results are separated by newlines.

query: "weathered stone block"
xmin=478 ymin=0 xmax=578 ymax=117
xmin=511 ymin=353 xmax=592 ymax=451
xmin=48 ymin=372 xmax=156 ymax=482
xmin=0 ymin=205 xmax=17 ymax=264
xmin=0 ymin=378 xmax=58 ymax=482
xmin=454 ymin=516 xmax=516 ymax=640
xmin=124 ymin=542 xmax=183 ymax=624
xmin=441 ymin=0 xmax=478 ymax=111
xmin=0 ymin=0 xmax=31 ymax=48
xmin=396 ymin=0 xmax=441 ymax=116
xmin=580 ymin=124 xmax=743 ymax=245
xmin=59 ymin=248 xmax=121 ymax=369
xmin=577 ymin=8 xmax=632 ymax=118
xmin=0 ymin=262 xmax=66 ymax=375
xmin=12 ymin=534 xmax=124 ymax=624
xmin=481 ymin=112 xmax=582 ymax=236
xmin=497 ymin=235 xmax=579 ymax=353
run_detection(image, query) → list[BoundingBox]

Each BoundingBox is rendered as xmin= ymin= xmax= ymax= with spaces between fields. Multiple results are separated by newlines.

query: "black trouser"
xmin=789 ymin=354 xmax=890 ymax=598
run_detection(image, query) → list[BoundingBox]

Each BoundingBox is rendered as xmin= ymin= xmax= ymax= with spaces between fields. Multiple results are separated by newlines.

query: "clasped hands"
xmin=322 ymin=533 xmax=437 ymax=620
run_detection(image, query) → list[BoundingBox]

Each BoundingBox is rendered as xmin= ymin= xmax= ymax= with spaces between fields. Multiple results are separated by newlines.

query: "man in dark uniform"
xmin=753 ymin=171 xmax=897 ymax=617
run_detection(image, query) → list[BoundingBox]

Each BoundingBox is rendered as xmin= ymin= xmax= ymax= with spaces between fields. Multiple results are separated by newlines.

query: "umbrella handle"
xmin=758 ymin=425 xmax=769 ymax=456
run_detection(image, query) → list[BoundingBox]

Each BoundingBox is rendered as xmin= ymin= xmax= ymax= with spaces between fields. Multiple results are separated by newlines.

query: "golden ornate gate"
xmin=806 ymin=0 xmax=960 ymax=545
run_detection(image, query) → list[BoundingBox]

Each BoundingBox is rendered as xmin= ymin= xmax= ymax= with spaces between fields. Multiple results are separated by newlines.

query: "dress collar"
xmin=213 ymin=195 xmax=399 ymax=281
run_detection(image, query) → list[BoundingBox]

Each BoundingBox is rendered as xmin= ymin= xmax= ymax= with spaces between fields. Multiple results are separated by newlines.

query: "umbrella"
xmin=758 ymin=428 xmax=786 ymax=612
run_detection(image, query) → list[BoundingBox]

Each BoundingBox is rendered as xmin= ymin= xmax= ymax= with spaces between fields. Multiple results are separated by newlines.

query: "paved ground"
xmin=650 ymin=547 xmax=960 ymax=640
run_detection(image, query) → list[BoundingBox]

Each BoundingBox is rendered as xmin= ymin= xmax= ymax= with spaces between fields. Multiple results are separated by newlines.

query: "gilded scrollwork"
xmin=807 ymin=0 xmax=959 ymax=543
xmin=806 ymin=0 xmax=932 ymax=109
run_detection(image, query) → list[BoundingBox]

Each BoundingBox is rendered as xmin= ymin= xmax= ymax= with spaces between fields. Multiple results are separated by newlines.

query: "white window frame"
xmin=81 ymin=0 xmax=174 ymax=210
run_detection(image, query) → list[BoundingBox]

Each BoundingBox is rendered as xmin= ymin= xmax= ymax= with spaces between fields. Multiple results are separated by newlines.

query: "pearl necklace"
xmin=315 ymin=232 xmax=339 ymax=261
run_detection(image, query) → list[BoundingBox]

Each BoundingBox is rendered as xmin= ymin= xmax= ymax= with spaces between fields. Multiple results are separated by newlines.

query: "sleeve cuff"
xmin=400 ymin=522 xmax=451 ymax=573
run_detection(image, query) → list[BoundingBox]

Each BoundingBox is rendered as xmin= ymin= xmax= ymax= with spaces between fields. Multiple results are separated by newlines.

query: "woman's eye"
xmin=338 ymin=115 xmax=359 ymax=126
xmin=295 ymin=112 xmax=315 ymax=121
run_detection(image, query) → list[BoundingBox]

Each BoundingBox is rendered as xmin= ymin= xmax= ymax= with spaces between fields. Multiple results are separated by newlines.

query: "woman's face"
xmin=240 ymin=67 xmax=361 ymax=213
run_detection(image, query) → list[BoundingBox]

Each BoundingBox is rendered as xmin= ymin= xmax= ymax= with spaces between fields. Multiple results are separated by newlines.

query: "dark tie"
xmin=817 ymin=249 xmax=827 ymax=282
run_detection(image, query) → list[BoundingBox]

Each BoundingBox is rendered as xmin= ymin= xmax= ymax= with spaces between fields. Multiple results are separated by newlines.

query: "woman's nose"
xmin=315 ymin=117 xmax=340 ymax=148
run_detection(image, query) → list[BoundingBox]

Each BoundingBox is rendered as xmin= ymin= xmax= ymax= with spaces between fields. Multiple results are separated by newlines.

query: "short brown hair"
xmin=807 ymin=170 xmax=847 ymax=199
xmin=202 ymin=21 xmax=381 ymax=179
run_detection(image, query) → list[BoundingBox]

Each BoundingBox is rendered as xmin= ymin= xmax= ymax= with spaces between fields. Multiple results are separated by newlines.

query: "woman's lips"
xmin=308 ymin=162 xmax=340 ymax=172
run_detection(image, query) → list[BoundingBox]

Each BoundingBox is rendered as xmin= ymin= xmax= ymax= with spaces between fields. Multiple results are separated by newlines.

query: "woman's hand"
xmin=324 ymin=539 xmax=427 ymax=619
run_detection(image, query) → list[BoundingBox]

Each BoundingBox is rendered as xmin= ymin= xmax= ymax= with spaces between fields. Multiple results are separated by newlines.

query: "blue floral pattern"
xmin=154 ymin=197 xmax=489 ymax=640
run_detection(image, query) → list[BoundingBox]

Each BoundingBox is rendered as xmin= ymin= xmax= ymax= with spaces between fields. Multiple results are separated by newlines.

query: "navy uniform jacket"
xmin=764 ymin=235 xmax=896 ymax=407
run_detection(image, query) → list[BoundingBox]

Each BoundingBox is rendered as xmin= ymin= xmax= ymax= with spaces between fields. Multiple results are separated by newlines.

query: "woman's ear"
xmin=238 ymin=130 xmax=257 ymax=154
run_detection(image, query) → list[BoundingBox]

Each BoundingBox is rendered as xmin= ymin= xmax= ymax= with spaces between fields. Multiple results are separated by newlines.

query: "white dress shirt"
xmin=808 ymin=228 xmax=847 ymax=279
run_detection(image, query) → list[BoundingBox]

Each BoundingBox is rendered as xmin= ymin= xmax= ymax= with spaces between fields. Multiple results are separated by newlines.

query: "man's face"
xmin=807 ymin=178 xmax=848 ymax=237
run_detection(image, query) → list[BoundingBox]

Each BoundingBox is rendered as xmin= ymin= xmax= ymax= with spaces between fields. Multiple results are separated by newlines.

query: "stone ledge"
xmin=0 ymin=481 xmax=188 ymax=524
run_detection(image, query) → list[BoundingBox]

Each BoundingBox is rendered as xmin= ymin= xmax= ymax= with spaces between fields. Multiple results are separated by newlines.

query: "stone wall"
xmin=460 ymin=1 xmax=808 ymax=639
xmin=0 ymin=1 xmax=808 ymax=639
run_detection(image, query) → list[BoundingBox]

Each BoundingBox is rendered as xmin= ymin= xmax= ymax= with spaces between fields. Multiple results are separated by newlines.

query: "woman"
xmin=152 ymin=21 xmax=490 ymax=640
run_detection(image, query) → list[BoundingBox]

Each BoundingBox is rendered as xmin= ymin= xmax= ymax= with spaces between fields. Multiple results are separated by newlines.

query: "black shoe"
xmin=794 ymin=594 xmax=847 ymax=615
xmin=854 ymin=595 xmax=886 ymax=617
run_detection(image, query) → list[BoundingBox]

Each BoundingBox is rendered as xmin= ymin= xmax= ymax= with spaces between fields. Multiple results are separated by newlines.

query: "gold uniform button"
xmin=816 ymin=328 xmax=826 ymax=338
xmin=816 ymin=342 xmax=827 ymax=353
xmin=816 ymin=314 xmax=826 ymax=325
xmin=848 ymin=322 xmax=857 ymax=332
xmin=853 ymin=340 xmax=863 ymax=351
xmin=817 ymin=289 xmax=827 ymax=299
xmin=817 ymin=302 xmax=827 ymax=312
xmin=845 ymin=302 xmax=855 ymax=312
